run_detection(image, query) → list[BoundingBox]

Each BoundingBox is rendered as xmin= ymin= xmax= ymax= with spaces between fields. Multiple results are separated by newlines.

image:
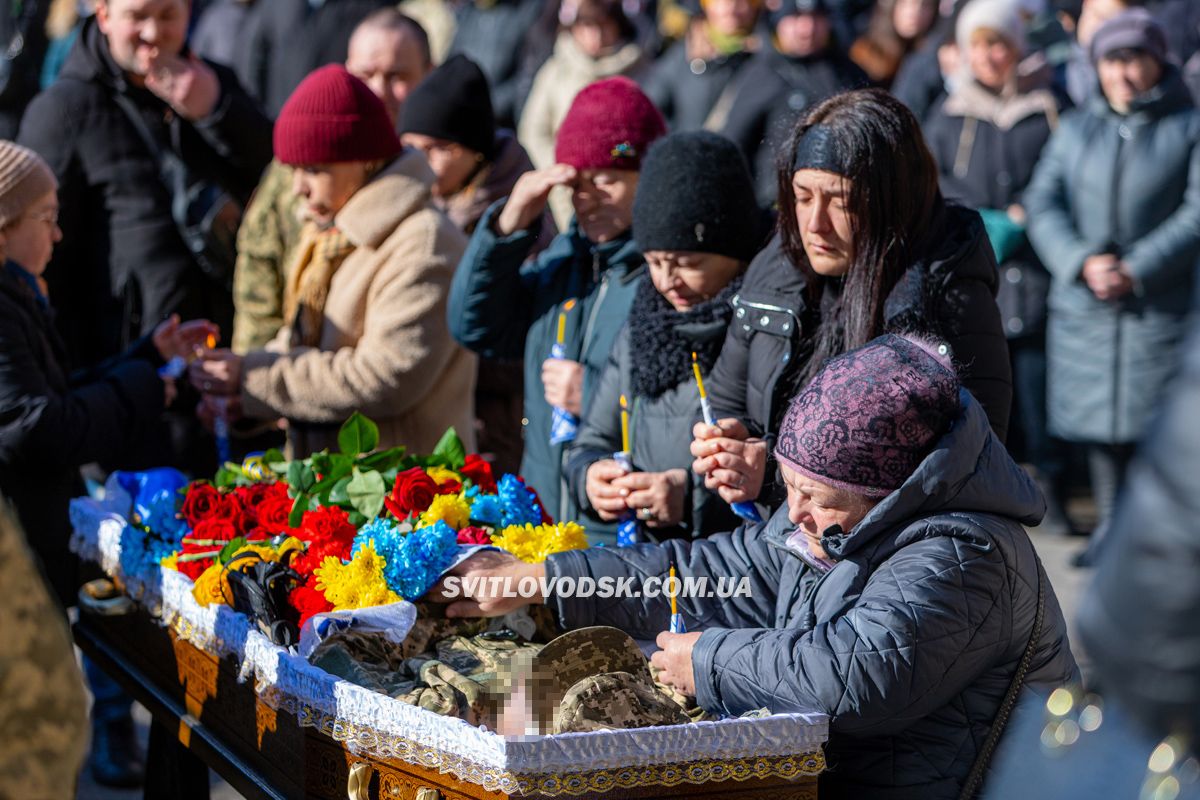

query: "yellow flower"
xmin=192 ymin=562 xmax=232 ymax=606
xmin=161 ymin=553 xmax=179 ymax=571
xmin=491 ymin=521 xmax=588 ymax=563
xmin=426 ymin=466 xmax=462 ymax=488
xmin=313 ymin=543 xmax=401 ymax=611
xmin=419 ymin=494 xmax=471 ymax=530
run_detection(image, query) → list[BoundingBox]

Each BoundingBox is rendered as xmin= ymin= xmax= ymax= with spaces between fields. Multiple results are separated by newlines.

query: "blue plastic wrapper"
xmin=670 ymin=612 xmax=687 ymax=634
xmin=547 ymin=342 xmax=579 ymax=445
xmin=116 ymin=468 xmax=189 ymax=538
xmin=613 ymin=450 xmax=639 ymax=546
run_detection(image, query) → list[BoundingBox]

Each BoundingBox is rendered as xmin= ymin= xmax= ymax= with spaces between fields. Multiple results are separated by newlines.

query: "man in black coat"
xmin=17 ymin=0 xmax=272 ymax=372
xmin=720 ymin=0 xmax=868 ymax=205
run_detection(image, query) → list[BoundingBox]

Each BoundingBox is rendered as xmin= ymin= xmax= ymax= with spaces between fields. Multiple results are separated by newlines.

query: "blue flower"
xmin=355 ymin=517 xmax=459 ymax=600
xmin=469 ymin=494 xmax=502 ymax=526
xmin=497 ymin=474 xmax=542 ymax=527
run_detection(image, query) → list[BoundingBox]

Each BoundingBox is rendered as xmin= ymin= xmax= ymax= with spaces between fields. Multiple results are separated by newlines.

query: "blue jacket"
xmin=1025 ymin=69 xmax=1200 ymax=443
xmin=448 ymin=203 xmax=645 ymax=522
xmin=546 ymin=391 xmax=1078 ymax=799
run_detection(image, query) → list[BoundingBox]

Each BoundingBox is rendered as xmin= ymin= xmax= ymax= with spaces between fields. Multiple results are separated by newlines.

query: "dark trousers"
xmin=1081 ymin=442 xmax=1139 ymax=560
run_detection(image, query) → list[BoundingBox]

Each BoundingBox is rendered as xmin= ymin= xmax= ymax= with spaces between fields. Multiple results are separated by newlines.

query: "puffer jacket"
xmin=1024 ymin=68 xmax=1200 ymax=444
xmin=448 ymin=204 xmax=645 ymax=521
xmin=546 ymin=389 xmax=1079 ymax=800
xmin=707 ymin=203 xmax=1012 ymax=509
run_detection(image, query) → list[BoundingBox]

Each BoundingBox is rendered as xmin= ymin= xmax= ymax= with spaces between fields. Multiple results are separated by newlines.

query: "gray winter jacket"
xmin=1024 ymin=68 xmax=1200 ymax=444
xmin=546 ymin=390 xmax=1078 ymax=799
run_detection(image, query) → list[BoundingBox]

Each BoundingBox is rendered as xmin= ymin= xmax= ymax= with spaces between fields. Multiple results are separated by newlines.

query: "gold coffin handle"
xmin=347 ymin=761 xmax=372 ymax=800
xmin=416 ymin=789 xmax=441 ymax=800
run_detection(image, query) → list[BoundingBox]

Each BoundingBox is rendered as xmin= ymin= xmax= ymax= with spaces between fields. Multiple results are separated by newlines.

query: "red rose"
xmin=180 ymin=483 xmax=224 ymax=528
xmin=233 ymin=483 xmax=277 ymax=526
xmin=456 ymin=526 xmax=493 ymax=545
xmin=299 ymin=506 xmax=356 ymax=547
xmin=190 ymin=517 xmax=239 ymax=544
xmin=289 ymin=583 xmax=333 ymax=628
xmin=460 ymin=454 xmax=497 ymax=494
xmin=177 ymin=557 xmax=210 ymax=581
xmin=384 ymin=467 xmax=438 ymax=519
xmin=435 ymin=478 xmax=463 ymax=496
xmin=256 ymin=494 xmax=295 ymax=533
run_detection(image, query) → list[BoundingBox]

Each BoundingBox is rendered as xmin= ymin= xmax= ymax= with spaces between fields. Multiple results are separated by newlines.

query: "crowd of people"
xmin=0 ymin=0 xmax=1198 ymax=797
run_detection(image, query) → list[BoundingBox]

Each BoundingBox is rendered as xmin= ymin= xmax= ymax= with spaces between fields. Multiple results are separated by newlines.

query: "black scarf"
xmin=627 ymin=273 xmax=744 ymax=399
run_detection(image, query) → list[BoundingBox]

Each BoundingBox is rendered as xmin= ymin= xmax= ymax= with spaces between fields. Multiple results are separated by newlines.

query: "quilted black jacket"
xmin=546 ymin=390 xmax=1078 ymax=799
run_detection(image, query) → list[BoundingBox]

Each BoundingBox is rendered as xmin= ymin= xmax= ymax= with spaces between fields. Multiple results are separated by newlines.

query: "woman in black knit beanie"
xmin=564 ymin=130 xmax=768 ymax=543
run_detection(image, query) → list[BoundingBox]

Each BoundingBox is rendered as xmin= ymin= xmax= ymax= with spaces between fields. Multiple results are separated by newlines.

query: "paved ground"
xmin=76 ymin=515 xmax=1099 ymax=800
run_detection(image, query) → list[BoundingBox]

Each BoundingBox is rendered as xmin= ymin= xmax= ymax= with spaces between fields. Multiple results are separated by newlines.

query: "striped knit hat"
xmin=0 ymin=141 xmax=57 ymax=228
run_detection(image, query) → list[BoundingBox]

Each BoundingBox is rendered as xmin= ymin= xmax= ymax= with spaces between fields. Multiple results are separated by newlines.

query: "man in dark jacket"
xmin=448 ymin=77 xmax=665 ymax=525
xmin=1024 ymin=9 xmax=1200 ymax=562
xmin=720 ymin=0 xmax=868 ymax=205
xmin=436 ymin=334 xmax=1078 ymax=800
xmin=447 ymin=0 xmax=547 ymax=129
xmin=643 ymin=0 xmax=761 ymax=132
xmin=18 ymin=0 xmax=272 ymax=371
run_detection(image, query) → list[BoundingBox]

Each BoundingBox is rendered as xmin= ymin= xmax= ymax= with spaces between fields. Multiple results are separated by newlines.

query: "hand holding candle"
xmin=547 ymin=299 xmax=581 ymax=443
xmin=615 ymin=394 xmax=639 ymax=546
xmin=689 ymin=353 xmax=764 ymax=523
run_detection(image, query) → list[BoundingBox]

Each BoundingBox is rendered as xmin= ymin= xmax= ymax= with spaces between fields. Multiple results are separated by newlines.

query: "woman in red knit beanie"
xmin=447 ymin=76 xmax=667 ymax=536
xmin=192 ymin=65 xmax=478 ymax=459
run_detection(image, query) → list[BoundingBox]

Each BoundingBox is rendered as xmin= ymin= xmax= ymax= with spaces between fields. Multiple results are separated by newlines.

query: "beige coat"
xmin=241 ymin=150 xmax=476 ymax=457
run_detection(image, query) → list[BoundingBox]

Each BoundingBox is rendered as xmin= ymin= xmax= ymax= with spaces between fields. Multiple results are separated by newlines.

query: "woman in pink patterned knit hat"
xmin=447 ymin=77 xmax=667 ymax=528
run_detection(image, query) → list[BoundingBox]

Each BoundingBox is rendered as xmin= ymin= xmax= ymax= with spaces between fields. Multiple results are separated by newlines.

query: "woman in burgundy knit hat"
xmin=447 ymin=76 xmax=666 ymax=531
xmin=192 ymin=64 xmax=477 ymax=458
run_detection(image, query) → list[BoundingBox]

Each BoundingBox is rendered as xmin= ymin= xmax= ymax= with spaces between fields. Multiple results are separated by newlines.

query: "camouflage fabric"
xmin=0 ymin=495 xmax=88 ymax=799
xmin=232 ymin=160 xmax=304 ymax=354
xmin=310 ymin=620 xmax=697 ymax=735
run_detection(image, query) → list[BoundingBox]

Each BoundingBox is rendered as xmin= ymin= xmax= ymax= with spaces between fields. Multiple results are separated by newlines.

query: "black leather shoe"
xmin=89 ymin=715 xmax=146 ymax=789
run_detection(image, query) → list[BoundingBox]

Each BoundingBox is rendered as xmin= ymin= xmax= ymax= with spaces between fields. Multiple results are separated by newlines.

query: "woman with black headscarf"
xmin=691 ymin=88 xmax=1012 ymax=514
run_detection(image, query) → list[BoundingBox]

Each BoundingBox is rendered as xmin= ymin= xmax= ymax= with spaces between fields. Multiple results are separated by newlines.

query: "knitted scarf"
xmin=627 ymin=273 xmax=744 ymax=399
xmin=283 ymin=223 xmax=356 ymax=348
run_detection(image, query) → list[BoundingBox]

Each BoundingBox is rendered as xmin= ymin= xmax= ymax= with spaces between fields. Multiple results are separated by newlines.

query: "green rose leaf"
xmin=217 ymin=536 xmax=248 ymax=564
xmin=347 ymin=467 xmax=387 ymax=520
xmin=430 ymin=427 xmax=466 ymax=469
xmin=287 ymin=494 xmax=310 ymax=529
xmin=338 ymin=412 xmax=380 ymax=457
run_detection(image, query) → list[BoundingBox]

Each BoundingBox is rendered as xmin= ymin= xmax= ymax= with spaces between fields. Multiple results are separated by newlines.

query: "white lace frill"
xmin=69 ymin=497 xmax=829 ymax=781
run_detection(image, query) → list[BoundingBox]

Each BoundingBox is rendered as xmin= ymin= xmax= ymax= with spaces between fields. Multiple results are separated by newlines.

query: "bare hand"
xmin=144 ymin=53 xmax=221 ymax=120
xmin=496 ymin=164 xmax=577 ymax=235
xmin=690 ymin=419 xmax=767 ymax=503
xmin=189 ymin=349 xmax=243 ymax=395
xmin=586 ymin=458 xmax=631 ymax=521
xmin=426 ymin=549 xmax=546 ymax=618
xmin=153 ymin=314 xmax=219 ymax=361
xmin=650 ymin=631 xmax=701 ymax=697
xmin=615 ymin=469 xmax=688 ymax=527
xmin=1082 ymin=254 xmax=1133 ymax=301
xmin=541 ymin=357 xmax=584 ymax=416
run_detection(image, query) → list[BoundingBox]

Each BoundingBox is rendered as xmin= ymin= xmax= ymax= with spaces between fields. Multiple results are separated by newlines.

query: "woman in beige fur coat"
xmin=192 ymin=65 xmax=476 ymax=456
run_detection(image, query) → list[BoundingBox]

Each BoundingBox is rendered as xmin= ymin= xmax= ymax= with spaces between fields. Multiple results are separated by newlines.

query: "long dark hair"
xmin=776 ymin=88 xmax=943 ymax=388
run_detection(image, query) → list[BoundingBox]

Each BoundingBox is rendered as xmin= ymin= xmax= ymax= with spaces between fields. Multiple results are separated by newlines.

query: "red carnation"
xmin=383 ymin=467 xmax=438 ymax=519
xmin=460 ymin=454 xmax=497 ymax=494
xmin=435 ymin=477 xmax=463 ymax=496
xmin=290 ymin=537 xmax=352 ymax=578
xmin=177 ymin=557 xmax=210 ymax=581
xmin=456 ymin=526 xmax=493 ymax=546
xmin=289 ymin=583 xmax=334 ymax=628
xmin=299 ymin=506 xmax=356 ymax=547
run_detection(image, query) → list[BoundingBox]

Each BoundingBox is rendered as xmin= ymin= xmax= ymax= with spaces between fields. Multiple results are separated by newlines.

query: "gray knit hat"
xmin=0 ymin=141 xmax=57 ymax=229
